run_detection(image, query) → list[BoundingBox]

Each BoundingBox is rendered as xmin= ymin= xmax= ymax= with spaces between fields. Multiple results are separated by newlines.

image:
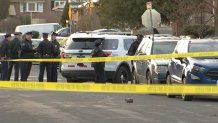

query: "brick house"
xmin=9 ymin=0 xmax=66 ymax=24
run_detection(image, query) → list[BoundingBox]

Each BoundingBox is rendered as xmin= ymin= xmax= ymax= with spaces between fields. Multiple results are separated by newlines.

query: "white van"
xmin=15 ymin=23 xmax=62 ymax=38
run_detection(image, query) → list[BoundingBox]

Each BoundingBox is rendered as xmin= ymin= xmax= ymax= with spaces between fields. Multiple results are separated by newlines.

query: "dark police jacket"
xmin=10 ymin=38 xmax=20 ymax=58
xmin=37 ymin=39 xmax=54 ymax=58
xmin=0 ymin=39 xmax=11 ymax=59
xmin=91 ymin=47 xmax=106 ymax=68
xmin=127 ymin=41 xmax=140 ymax=56
xmin=20 ymin=39 xmax=35 ymax=59
xmin=51 ymin=39 xmax=60 ymax=57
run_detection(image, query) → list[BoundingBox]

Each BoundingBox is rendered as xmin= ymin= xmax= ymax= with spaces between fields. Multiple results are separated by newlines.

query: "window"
xmin=66 ymin=38 xmax=119 ymax=50
xmin=54 ymin=1 xmax=66 ymax=7
xmin=20 ymin=2 xmax=43 ymax=12
xmin=124 ymin=39 xmax=135 ymax=50
xmin=54 ymin=25 xmax=62 ymax=32
xmin=152 ymin=42 xmax=177 ymax=55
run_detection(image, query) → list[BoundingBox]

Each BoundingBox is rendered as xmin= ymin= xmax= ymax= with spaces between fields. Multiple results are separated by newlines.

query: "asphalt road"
xmin=5 ymin=64 xmax=218 ymax=123
xmin=0 ymin=90 xmax=218 ymax=123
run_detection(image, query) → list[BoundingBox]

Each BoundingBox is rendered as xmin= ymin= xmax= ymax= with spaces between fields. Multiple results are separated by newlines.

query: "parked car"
xmin=54 ymin=27 xmax=71 ymax=42
xmin=15 ymin=23 xmax=62 ymax=38
xmin=61 ymin=32 xmax=136 ymax=83
xmin=166 ymin=38 xmax=218 ymax=101
xmin=133 ymin=34 xmax=180 ymax=84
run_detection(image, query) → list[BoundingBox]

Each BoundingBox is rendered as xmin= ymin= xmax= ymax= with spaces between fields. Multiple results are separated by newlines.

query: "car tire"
xmin=114 ymin=66 xmax=130 ymax=83
xmin=181 ymin=78 xmax=193 ymax=101
xmin=146 ymin=71 xmax=152 ymax=84
xmin=166 ymin=74 xmax=176 ymax=98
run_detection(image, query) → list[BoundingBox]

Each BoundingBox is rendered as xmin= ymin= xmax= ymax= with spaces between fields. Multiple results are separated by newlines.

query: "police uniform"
xmin=91 ymin=39 xmax=106 ymax=83
xmin=8 ymin=32 xmax=22 ymax=81
xmin=127 ymin=34 xmax=143 ymax=56
xmin=0 ymin=34 xmax=11 ymax=80
xmin=127 ymin=34 xmax=143 ymax=82
xmin=50 ymin=32 xmax=60 ymax=82
xmin=20 ymin=31 xmax=35 ymax=81
xmin=37 ymin=33 xmax=54 ymax=82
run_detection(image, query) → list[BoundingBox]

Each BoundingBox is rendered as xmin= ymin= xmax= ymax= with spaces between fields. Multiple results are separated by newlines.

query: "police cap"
xmin=94 ymin=39 xmax=103 ymax=47
xmin=51 ymin=32 xmax=58 ymax=36
xmin=136 ymin=34 xmax=143 ymax=39
xmin=14 ymin=32 xmax=22 ymax=35
xmin=42 ymin=32 xmax=49 ymax=36
xmin=25 ymin=31 xmax=33 ymax=35
xmin=5 ymin=33 xmax=11 ymax=38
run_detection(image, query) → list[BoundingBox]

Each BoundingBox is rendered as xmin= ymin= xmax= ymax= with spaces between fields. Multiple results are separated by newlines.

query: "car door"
xmin=173 ymin=41 xmax=187 ymax=83
xmin=141 ymin=41 xmax=152 ymax=81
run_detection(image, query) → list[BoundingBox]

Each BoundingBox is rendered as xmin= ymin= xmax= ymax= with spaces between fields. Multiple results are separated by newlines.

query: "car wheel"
xmin=146 ymin=71 xmax=152 ymax=84
xmin=166 ymin=74 xmax=176 ymax=98
xmin=114 ymin=66 xmax=130 ymax=83
xmin=181 ymin=78 xmax=193 ymax=101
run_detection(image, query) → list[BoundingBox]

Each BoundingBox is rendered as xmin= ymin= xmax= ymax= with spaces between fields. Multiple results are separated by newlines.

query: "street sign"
xmin=141 ymin=9 xmax=161 ymax=29
xmin=146 ymin=2 xmax=152 ymax=9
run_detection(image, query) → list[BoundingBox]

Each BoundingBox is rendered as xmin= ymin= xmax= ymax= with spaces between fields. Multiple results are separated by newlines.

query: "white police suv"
xmin=61 ymin=32 xmax=136 ymax=83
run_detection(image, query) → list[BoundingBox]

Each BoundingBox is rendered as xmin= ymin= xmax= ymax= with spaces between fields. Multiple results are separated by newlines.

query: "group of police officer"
xmin=0 ymin=31 xmax=60 ymax=82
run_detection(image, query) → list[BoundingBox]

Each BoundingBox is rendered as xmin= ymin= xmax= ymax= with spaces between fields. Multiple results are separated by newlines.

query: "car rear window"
xmin=66 ymin=38 xmax=118 ymax=50
xmin=152 ymin=41 xmax=177 ymax=54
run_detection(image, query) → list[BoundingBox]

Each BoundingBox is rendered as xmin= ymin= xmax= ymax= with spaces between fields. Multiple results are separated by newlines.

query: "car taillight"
xmin=104 ymin=51 xmax=112 ymax=56
xmin=68 ymin=65 xmax=75 ymax=67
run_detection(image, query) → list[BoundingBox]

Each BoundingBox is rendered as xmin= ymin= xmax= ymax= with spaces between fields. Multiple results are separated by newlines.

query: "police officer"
xmin=50 ymin=32 xmax=60 ymax=82
xmin=127 ymin=34 xmax=143 ymax=55
xmin=127 ymin=34 xmax=143 ymax=83
xmin=0 ymin=34 xmax=11 ymax=80
xmin=20 ymin=31 xmax=35 ymax=81
xmin=37 ymin=33 xmax=54 ymax=82
xmin=8 ymin=32 xmax=22 ymax=81
xmin=91 ymin=39 xmax=106 ymax=83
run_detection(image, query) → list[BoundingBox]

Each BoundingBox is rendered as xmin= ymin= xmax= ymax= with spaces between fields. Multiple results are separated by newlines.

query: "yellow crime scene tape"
xmin=0 ymin=81 xmax=218 ymax=95
xmin=0 ymin=52 xmax=218 ymax=94
xmin=7 ymin=51 xmax=218 ymax=62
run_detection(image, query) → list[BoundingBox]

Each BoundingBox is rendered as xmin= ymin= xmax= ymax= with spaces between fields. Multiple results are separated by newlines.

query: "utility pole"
xmin=68 ymin=0 xmax=72 ymax=34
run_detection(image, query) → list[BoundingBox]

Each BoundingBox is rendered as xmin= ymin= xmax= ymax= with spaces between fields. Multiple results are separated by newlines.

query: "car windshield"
xmin=66 ymin=38 xmax=118 ymax=50
xmin=152 ymin=41 xmax=177 ymax=54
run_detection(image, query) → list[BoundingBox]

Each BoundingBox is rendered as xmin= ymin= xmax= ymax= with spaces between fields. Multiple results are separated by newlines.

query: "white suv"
xmin=61 ymin=32 xmax=136 ymax=83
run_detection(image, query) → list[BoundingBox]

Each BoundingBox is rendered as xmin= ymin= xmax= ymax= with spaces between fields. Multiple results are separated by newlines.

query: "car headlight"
xmin=191 ymin=65 xmax=206 ymax=72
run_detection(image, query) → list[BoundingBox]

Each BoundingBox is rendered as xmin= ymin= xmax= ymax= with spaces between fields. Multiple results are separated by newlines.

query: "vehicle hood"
xmin=189 ymin=58 xmax=218 ymax=68
xmin=152 ymin=59 xmax=171 ymax=66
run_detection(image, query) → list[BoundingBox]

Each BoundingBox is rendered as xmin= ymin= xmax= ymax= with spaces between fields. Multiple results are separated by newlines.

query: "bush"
xmin=32 ymin=31 xmax=39 ymax=38
xmin=183 ymin=25 xmax=215 ymax=38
